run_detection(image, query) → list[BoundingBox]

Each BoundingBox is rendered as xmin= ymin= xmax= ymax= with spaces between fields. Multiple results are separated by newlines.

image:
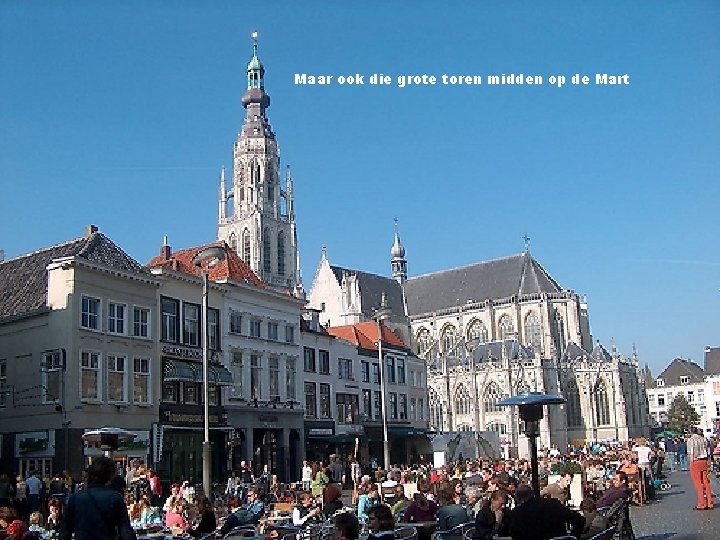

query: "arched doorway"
xmin=253 ymin=429 xmax=282 ymax=480
xmin=289 ymin=430 xmax=300 ymax=483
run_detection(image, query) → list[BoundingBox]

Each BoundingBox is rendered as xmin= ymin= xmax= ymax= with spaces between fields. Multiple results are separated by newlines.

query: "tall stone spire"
xmin=391 ymin=218 xmax=407 ymax=284
xmin=217 ymin=32 xmax=299 ymax=291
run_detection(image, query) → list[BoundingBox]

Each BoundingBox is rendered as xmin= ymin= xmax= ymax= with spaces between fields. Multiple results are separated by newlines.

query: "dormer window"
xmin=656 ymin=378 xmax=665 ymax=387
xmin=680 ymin=376 xmax=689 ymax=385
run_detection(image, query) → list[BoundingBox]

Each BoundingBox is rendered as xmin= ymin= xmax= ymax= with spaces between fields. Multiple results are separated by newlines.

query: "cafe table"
xmin=405 ymin=521 xmax=437 ymax=540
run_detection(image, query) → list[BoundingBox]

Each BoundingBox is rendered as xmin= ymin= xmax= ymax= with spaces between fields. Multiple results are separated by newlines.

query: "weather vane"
xmin=523 ymin=234 xmax=531 ymax=252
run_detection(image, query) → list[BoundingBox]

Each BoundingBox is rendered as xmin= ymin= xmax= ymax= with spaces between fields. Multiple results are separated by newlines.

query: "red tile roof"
xmin=327 ymin=321 xmax=407 ymax=351
xmin=147 ymin=242 xmax=265 ymax=287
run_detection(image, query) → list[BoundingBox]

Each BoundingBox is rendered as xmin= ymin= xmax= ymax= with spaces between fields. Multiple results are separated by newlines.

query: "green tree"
xmin=665 ymin=394 xmax=701 ymax=434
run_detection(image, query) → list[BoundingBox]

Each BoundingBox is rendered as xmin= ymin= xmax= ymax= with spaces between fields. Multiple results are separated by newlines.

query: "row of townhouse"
xmin=0 ymin=227 xmax=429 ymax=485
xmin=645 ymin=349 xmax=720 ymax=435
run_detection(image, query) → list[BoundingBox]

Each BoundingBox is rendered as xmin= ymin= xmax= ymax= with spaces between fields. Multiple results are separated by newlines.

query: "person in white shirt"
xmin=633 ymin=439 xmax=653 ymax=480
xmin=25 ymin=472 xmax=43 ymax=513
xmin=301 ymin=460 xmax=313 ymax=491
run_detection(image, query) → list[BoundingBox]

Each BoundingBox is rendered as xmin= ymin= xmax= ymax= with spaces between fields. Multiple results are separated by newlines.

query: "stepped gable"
xmin=405 ymin=252 xmax=563 ymax=316
xmin=147 ymin=242 xmax=264 ymax=287
xmin=0 ymin=232 xmax=148 ymax=321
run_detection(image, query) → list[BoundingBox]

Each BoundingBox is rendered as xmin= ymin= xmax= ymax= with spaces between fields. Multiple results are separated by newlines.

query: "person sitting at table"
xmin=617 ymin=456 xmax=639 ymax=476
xmin=219 ymin=486 xmax=265 ymax=536
xmin=474 ymin=489 xmax=509 ymax=540
xmin=323 ymin=483 xmax=344 ymax=518
xmin=596 ymin=471 xmax=631 ymax=509
xmin=188 ymin=497 xmax=217 ymax=538
xmin=331 ymin=511 xmax=360 ymax=540
xmin=579 ymin=498 xmax=609 ymax=540
xmin=357 ymin=483 xmax=381 ymax=520
xmin=400 ymin=492 xmax=438 ymax=523
xmin=366 ymin=504 xmax=396 ymax=540
xmin=293 ymin=492 xmax=323 ymax=527
xmin=450 ymin=479 xmax=468 ymax=506
xmin=165 ymin=495 xmax=189 ymax=530
xmin=163 ymin=483 xmax=182 ymax=513
xmin=390 ymin=485 xmax=410 ymax=517
xmin=437 ymin=484 xmax=470 ymax=540
xmin=508 ymin=485 xmax=584 ymax=540
xmin=28 ymin=511 xmax=46 ymax=535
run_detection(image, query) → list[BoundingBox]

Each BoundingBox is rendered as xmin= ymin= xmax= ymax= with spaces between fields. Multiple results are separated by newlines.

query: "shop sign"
xmin=258 ymin=414 xmax=278 ymax=423
xmin=308 ymin=428 xmax=333 ymax=436
xmin=84 ymin=430 xmax=150 ymax=457
xmin=336 ymin=424 xmax=364 ymax=435
xmin=162 ymin=345 xmax=202 ymax=360
xmin=163 ymin=410 xmax=223 ymax=425
xmin=16 ymin=431 xmax=55 ymax=457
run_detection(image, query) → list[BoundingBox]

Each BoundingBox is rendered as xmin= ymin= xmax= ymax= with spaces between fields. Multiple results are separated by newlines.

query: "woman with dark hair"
xmin=323 ymin=483 xmax=344 ymax=517
xmin=47 ymin=497 xmax=63 ymax=532
xmin=437 ymin=483 xmax=470 ymax=540
xmin=474 ymin=489 xmax=509 ymax=540
xmin=188 ymin=497 xmax=217 ymax=537
xmin=400 ymin=492 xmax=438 ymax=523
xmin=366 ymin=504 xmax=395 ymax=540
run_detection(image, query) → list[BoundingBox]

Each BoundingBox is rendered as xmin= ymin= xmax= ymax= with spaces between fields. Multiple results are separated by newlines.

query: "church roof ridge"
xmin=407 ymin=252 xmax=528 ymax=280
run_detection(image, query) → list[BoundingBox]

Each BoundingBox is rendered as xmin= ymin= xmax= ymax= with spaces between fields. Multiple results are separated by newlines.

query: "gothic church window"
xmin=594 ymin=380 xmax=611 ymax=426
xmin=484 ymin=382 xmax=503 ymax=413
xmin=524 ymin=313 xmax=542 ymax=352
xmin=266 ymin=168 xmax=274 ymax=201
xmin=466 ymin=319 xmax=488 ymax=349
xmin=226 ymin=196 xmax=234 ymax=218
xmin=242 ymin=229 xmax=251 ymax=264
xmin=415 ymin=328 xmax=433 ymax=357
xmin=455 ymin=384 xmax=471 ymax=415
xmin=229 ymin=233 xmax=237 ymax=253
xmin=552 ymin=311 xmax=566 ymax=357
xmin=263 ymin=228 xmax=271 ymax=273
xmin=277 ymin=231 xmax=286 ymax=276
xmin=239 ymin=187 xmax=245 ymax=201
xmin=498 ymin=315 xmax=514 ymax=340
xmin=440 ymin=324 xmax=458 ymax=355
xmin=564 ymin=378 xmax=582 ymax=427
xmin=429 ymin=387 xmax=444 ymax=432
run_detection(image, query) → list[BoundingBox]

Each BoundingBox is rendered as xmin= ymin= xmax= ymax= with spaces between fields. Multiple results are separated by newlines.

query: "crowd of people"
xmin=0 ymin=431 xmax=718 ymax=540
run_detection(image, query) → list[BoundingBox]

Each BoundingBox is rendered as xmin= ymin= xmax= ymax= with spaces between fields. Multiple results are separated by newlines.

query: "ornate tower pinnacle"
xmin=391 ymin=218 xmax=407 ymax=284
xmin=217 ymin=33 xmax=299 ymax=291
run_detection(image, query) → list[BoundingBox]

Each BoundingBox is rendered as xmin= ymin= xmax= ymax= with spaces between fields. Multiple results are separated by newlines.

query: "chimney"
xmin=160 ymin=235 xmax=172 ymax=260
xmin=85 ymin=224 xmax=99 ymax=237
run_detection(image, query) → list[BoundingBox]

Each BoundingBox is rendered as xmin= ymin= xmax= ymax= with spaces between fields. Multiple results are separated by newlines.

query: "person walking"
xmin=687 ymin=427 xmax=714 ymax=511
xmin=677 ymin=437 xmax=688 ymax=472
xmin=24 ymin=471 xmax=42 ymax=514
xmin=60 ymin=456 xmax=137 ymax=539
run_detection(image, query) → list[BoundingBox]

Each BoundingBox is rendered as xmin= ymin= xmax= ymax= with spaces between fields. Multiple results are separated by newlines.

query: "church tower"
xmin=390 ymin=220 xmax=407 ymax=284
xmin=218 ymin=33 xmax=300 ymax=291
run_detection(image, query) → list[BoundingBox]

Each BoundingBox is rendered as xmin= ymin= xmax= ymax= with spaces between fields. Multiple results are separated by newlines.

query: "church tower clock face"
xmin=217 ymin=33 xmax=299 ymax=292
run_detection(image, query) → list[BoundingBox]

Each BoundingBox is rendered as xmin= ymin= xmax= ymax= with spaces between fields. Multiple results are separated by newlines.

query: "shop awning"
xmin=209 ymin=364 xmax=234 ymax=386
xmin=163 ymin=359 xmax=197 ymax=382
xmin=388 ymin=427 xmax=429 ymax=437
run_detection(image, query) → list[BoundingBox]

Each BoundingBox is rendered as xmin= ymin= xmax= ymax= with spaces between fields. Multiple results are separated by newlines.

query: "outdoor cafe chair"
xmin=223 ymin=525 xmax=262 ymax=539
xmin=586 ymin=527 xmax=616 ymax=540
xmin=434 ymin=522 xmax=474 ymax=540
xmin=395 ymin=526 xmax=419 ymax=540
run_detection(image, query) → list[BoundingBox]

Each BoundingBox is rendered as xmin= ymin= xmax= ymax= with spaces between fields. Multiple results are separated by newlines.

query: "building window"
xmin=242 ymin=229 xmax=251 ymax=264
xmin=277 ymin=232 xmax=286 ymax=276
xmin=373 ymin=391 xmax=381 ymax=420
xmin=250 ymin=318 xmax=262 ymax=338
xmin=564 ymin=378 xmax=582 ymax=427
xmin=303 ymin=347 xmax=316 ymax=372
xmin=687 ymin=391 xmax=695 ymax=403
xmin=397 ymin=358 xmax=406 ymax=384
xmin=698 ymin=390 xmax=704 ymax=404
xmin=552 ymin=311 xmax=566 ymax=356
xmin=410 ymin=397 xmax=417 ymax=420
xmin=162 ymin=381 xmax=178 ymax=403
xmin=80 ymin=350 xmax=101 ymax=401
xmin=399 ymin=394 xmax=407 ymax=419
xmin=429 ymin=387 xmax=443 ymax=431
xmin=305 ymin=382 xmax=317 ymax=418
xmin=286 ymin=357 xmax=297 ymax=400
xmin=440 ymin=324 xmax=458 ymax=354
xmin=466 ymin=320 xmax=488 ymax=347
xmin=183 ymin=382 xmax=197 ymax=404
xmin=484 ymin=382 xmax=503 ymax=413
xmin=338 ymin=358 xmax=353 ymax=380
xmin=263 ymin=229 xmax=272 ymax=274
xmin=0 ymin=359 xmax=6 ymax=407
xmin=208 ymin=308 xmax=220 ymax=350
xmin=657 ymin=395 xmax=665 ymax=407
xmin=362 ymin=389 xmax=372 ymax=420
xmin=107 ymin=302 xmax=126 ymax=335
xmin=418 ymin=397 xmax=425 ymax=420
xmin=81 ymin=295 xmax=101 ymax=330
xmin=161 ymin=297 xmax=179 ymax=342
xmin=498 ymin=315 xmax=514 ymax=340
xmin=386 ymin=357 xmax=396 ymax=383
xmin=285 ymin=325 xmax=295 ymax=343
xmin=680 ymin=376 xmax=689 ymax=385
xmin=133 ymin=357 xmax=150 ymax=404
xmin=415 ymin=327 xmax=433 ymax=356
xmin=389 ymin=392 xmax=398 ymax=420
xmin=319 ymin=350 xmax=330 ymax=374
xmin=455 ymin=384 xmax=470 ymax=415
xmin=230 ymin=311 xmax=243 ymax=334
xmin=41 ymin=351 xmax=63 ymax=404
xmin=594 ymin=381 xmax=611 ymax=426
xmin=372 ymin=363 xmax=380 ymax=384
xmin=319 ymin=383 xmax=331 ymax=418
xmin=268 ymin=322 xmax=279 ymax=341
xmin=183 ymin=303 xmax=200 ymax=346
xmin=133 ymin=306 xmax=151 ymax=338
xmin=269 ymin=358 xmax=280 ymax=400
xmin=337 ymin=393 xmax=359 ymax=424
xmin=106 ymin=355 xmax=127 ymax=403
xmin=524 ymin=313 xmax=542 ymax=352
xmin=656 ymin=378 xmax=665 ymax=387
xmin=361 ymin=361 xmax=370 ymax=382
xmin=231 ymin=351 xmax=244 ymax=398
xmin=250 ymin=355 xmax=261 ymax=400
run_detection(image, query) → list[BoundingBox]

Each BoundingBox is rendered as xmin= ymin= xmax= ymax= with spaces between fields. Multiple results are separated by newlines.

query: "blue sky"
xmin=1 ymin=1 xmax=719 ymax=376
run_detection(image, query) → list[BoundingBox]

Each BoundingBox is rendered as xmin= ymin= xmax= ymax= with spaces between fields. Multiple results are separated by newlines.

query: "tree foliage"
xmin=665 ymin=394 xmax=701 ymax=434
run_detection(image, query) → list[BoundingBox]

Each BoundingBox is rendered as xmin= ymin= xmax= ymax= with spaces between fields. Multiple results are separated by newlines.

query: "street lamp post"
xmin=372 ymin=293 xmax=392 ymax=470
xmin=193 ymin=245 xmax=226 ymax=500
